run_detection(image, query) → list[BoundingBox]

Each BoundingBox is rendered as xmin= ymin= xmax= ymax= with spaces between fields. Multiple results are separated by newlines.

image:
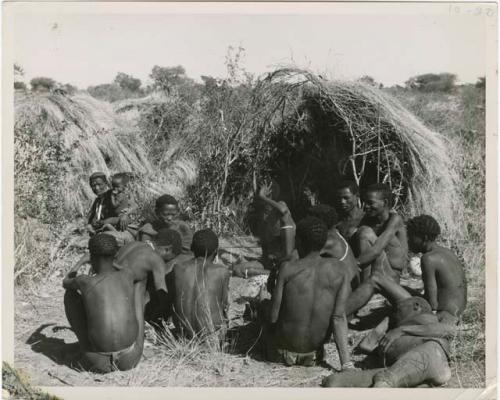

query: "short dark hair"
xmin=156 ymin=228 xmax=182 ymax=255
xmin=191 ymin=229 xmax=219 ymax=258
xmin=407 ymin=215 xmax=441 ymax=241
xmin=89 ymin=172 xmax=107 ymax=183
xmin=337 ymin=180 xmax=359 ymax=196
xmin=111 ymin=172 xmax=130 ymax=185
xmin=296 ymin=217 xmax=328 ymax=251
xmin=88 ymin=233 xmax=119 ymax=257
xmin=397 ymin=296 xmax=432 ymax=313
xmin=307 ymin=204 xmax=338 ymax=229
xmin=364 ymin=183 xmax=392 ymax=202
xmin=156 ymin=194 xmax=178 ymax=209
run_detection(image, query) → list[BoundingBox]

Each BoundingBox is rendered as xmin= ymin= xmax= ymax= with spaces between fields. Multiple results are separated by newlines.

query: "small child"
xmin=138 ymin=194 xmax=193 ymax=254
xmin=407 ymin=215 xmax=467 ymax=325
xmin=87 ymin=172 xmax=110 ymax=236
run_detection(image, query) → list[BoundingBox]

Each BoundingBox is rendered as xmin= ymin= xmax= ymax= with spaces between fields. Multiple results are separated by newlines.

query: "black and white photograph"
xmin=2 ymin=2 xmax=496 ymax=398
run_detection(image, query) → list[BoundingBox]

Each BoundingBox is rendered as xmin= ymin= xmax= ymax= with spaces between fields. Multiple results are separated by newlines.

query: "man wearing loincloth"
xmin=260 ymin=217 xmax=353 ymax=369
xmin=407 ymin=215 xmax=467 ymax=325
xmin=63 ymin=234 xmax=145 ymax=373
xmin=323 ymin=273 xmax=455 ymax=388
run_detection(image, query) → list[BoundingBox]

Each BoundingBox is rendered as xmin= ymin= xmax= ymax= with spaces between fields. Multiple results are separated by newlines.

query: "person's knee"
xmin=357 ymin=226 xmax=377 ymax=242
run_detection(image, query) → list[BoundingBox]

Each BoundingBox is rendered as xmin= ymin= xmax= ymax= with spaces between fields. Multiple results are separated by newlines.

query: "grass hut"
xmin=240 ymin=68 xmax=463 ymax=238
xmin=14 ymin=91 xmax=196 ymax=221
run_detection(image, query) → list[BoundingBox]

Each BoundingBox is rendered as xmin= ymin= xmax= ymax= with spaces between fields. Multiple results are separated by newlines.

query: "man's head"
xmin=295 ymin=217 xmax=328 ymax=257
xmin=334 ymin=180 xmax=360 ymax=214
xmin=307 ymin=204 xmax=338 ymax=229
xmin=89 ymin=172 xmax=108 ymax=196
xmin=191 ymin=229 xmax=219 ymax=259
xmin=394 ymin=296 xmax=433 ymax=326
xmin=88 ymin=233 xmax=119 ymax=271
xmin=362 ymin=183 xmax=392 ymax=217
xmin=110 ymin=173 xmax=130 ymax=196
xmin=154 ymin=228 xmax=182 ymax=261
xmin=155 ymin=194 xmax=180 ymax=224
xmin=407 ymin=215 xmax=441 ymax=253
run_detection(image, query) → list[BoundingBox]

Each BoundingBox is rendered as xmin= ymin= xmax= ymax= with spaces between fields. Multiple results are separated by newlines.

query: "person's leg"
xmin=373 ymin=341 xmax=451 ymax=387
xmin=357 ymin=316 xmax=390 ymax=354
xmin=322 ymin=369 xmax=384 ymax=387
xmin=354 ymin=226 xmax=378 ymax=280
xmin=371 ymin=273 xmax=412 ymax=305
xmin=346 ymin=277 xmax=378 ymax=316
xmin=64 ymin=290 xmax=90 ymax=349
xmin=437 ymin=311 xmax=459 ymax=326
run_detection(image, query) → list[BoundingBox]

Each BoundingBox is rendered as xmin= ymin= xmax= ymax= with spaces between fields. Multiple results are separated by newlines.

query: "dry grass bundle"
xmin=14 ymin=92 xmax=197 ymax=220
xmin=247 ymin=68 xmax=463 ymax=238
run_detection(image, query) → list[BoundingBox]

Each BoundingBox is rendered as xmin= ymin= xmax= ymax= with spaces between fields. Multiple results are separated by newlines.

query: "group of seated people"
xmin=63 ymin=173 xmax=467 ymax=388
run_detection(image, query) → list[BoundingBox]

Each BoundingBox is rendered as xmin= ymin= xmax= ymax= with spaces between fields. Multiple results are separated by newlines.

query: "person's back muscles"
xmin=171 ymin=229 xmax=230 ymax=339
xmin=268 ymin=217 xmax=352 ymax=369
xmin=407 ymin=215 xmax=467 ymax=324
xmin=63 ymin=234 xmax=143 ymax=373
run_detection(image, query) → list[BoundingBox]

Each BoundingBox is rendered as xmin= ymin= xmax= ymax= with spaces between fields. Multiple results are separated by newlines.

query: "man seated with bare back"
xmin=170 ymin=229 xmax=231 ymax=340
xmin=63 ymin=234 xmax=144 ymax=373
xmin=307 ymin=204 xmax=360 ymax=288
xmin=334 ymin=180 xmax=365 ymax=241
xmin=407 ymin=215 xmax=467 ymax=325
xmin=323 ymin=273 xmax=455 ymax=388
xmin=260 ymin=217 xmax=353 ymax=369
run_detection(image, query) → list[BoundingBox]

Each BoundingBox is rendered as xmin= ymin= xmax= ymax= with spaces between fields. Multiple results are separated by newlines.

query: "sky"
xmin=11 ymin=3 xmax=491 ymax=88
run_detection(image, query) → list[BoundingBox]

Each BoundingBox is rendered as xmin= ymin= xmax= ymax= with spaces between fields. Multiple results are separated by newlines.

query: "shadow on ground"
xmin=26 ymin=324 xmax=80 ymax=368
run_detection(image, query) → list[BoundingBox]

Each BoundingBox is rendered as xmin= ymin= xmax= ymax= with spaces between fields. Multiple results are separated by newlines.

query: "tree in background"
xmin=475 ymin=77 xmax=486 ymax=89
xmin=405 ymin=73 xmax=457 ymax=92
xmin=359 ymin=75 xmax=384 ymax=88
xmin=30 ymin=77 xmax=56 ymax=92
xmin=14 ymin=82 xmax=27 ymax=90
xmin=114 ymin=72 xmax=142 ymax=92
xmin=14 ymin=63 xmax=26 ymax=90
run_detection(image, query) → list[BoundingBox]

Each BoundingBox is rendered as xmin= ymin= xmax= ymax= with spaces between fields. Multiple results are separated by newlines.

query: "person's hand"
xmin=341 ymin=361 xmax=358 ymax=371
xmin=380 ymin=328 xmax=403 ymax=353
xmin=118 ymin=214 xmax=130 ymax=231
xmin=258 ymin=183 xmax=272 ymax=199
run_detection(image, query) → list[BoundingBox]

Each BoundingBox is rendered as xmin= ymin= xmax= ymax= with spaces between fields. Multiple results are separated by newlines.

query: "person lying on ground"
xmin=307 ymin=204 xmax=360 ymax=288
xmin=407 ymin=215 xmax=467 ymax=325
xmin=139 ymin=194 xmax=193 ymax=254
xmin=169 ymin=229 xmax=231 ymax=340
xmin=259 ymin=217 xmax=353 ymax=369
xmin=322 ymin=274 xmax=456 ymax=388
xmin=334 ymin=180 xmax=365 ymax=241
xmin=86 ymin=172 xmax=109 ymax=236
xmin=63 ymin=234 xmax=144 ymax=373
xmin=354 ymin=183 xmax=408 ymax=282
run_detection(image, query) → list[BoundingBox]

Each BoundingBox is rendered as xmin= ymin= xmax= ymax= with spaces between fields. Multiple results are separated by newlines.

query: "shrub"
xmin=405 ymin=73 xmax=457 ymax=92
xmin=30 ymin=77 xmax=56 ymax=92
xmin=14 ymin=81 xmax=27 ymax=90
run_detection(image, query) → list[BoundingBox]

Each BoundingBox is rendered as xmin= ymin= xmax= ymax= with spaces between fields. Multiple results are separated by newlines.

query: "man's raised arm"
xmin=357 ymin=213 xmax=403 ymax=265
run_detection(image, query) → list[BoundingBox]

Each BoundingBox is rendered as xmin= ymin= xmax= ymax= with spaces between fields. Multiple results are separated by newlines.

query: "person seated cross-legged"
xmin=322 ymin=274 xmax=455 ymax=388
xmin=170 ymin=229 xmax=231 ymax=341
xmin=63 ymin=234 xmax=144 ymax=373
xmin=407 ymin=215 xmax=467 ymax=325
xmin=260 ymin=217 xmax=353 ymax=370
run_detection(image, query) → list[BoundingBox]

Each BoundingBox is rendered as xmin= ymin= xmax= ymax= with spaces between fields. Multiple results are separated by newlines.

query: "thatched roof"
xmin=247 ymin=68 xmax=463 ymax=238
xmin=14 ymin=92 xmax=196 ymax=219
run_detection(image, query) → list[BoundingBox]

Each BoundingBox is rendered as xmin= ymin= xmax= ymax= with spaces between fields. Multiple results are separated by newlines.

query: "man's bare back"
xmin=171 ymin=258 xmax=230 ymax=337
xmin=273 ymin=255 xmax=350 ymax=353
xmin=422 ymin=246 xmax=467 ymax=319
xmin=321 ymin=228 xmax=360 ymax=287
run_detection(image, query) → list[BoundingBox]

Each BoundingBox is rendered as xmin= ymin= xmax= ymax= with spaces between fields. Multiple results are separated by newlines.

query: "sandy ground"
xmin=13 ymin=236 xmax=471 ymax=389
